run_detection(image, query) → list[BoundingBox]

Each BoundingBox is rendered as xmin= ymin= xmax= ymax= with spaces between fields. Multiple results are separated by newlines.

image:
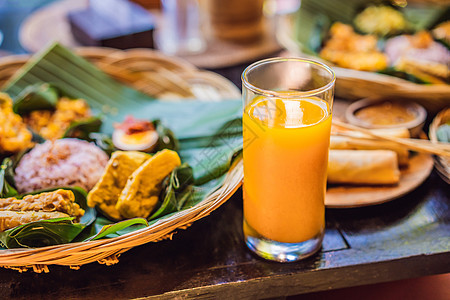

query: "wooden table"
xmin=0 ymin=170 xmax=448 ymax=299
xmin=0 ymin=12 xmax=449 ymax=296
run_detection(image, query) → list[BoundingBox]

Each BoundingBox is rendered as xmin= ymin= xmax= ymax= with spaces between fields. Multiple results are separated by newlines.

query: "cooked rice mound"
xmin=15 ymin=139 xmax=108 ymax=193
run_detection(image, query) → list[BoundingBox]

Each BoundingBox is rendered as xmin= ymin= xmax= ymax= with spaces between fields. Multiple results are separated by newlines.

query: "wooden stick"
xmin=332 ymin=119 xmax=450 ymax=157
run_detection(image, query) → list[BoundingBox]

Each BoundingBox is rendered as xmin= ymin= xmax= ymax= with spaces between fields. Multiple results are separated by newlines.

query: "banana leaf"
xmin=149 ymin=163 xmax=194 ymax=221
xmin=12 ymin=83 xmax=59 ymax=115
xmin=0 ymin=43 xmax=243 ymax=247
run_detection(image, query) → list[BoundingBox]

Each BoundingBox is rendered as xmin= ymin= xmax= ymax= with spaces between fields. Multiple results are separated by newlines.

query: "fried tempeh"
xmin=0 ymin=211 xmax=70 ymax=231
xmin=0 ymin=189 xmax=84 ymax=221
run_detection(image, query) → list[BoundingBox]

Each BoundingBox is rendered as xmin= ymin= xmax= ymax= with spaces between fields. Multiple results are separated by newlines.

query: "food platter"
xmin=326 ymin=151 xmax=434 ymax=208
xmin=0 ymin=43 xmax=243 ymax=271
xmin=275 ymin=0 xmax=450 ymax=112
xmin=0 ymin=42 xmax=440 ymax=271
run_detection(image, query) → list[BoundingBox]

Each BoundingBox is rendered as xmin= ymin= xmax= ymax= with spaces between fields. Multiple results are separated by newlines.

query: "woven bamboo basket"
xmin=0 ymin=47 xmax=243 ymax=272
xmin=429 ymin=108 xmax=450 ymax=184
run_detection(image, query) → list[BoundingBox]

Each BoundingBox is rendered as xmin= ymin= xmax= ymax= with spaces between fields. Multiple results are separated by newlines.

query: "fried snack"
xmin=0 ymin=189 xmax=85 ymax=222
xmin=116 ymin=149 xmax=181 ymax=219
xmin=0 ymin=93 xmax=33 ymax=153
xmin=0 ymin=211 xmax=70 ymax=232
xmin=330 ymin=136 xmax=409 ymax=167
xmin=328 ymin=150 xmax=400 ymax=185
xmin=24 ymin=97 xmax=91 ymax=140
xmin=87 ymin=151 xmax=151 ymax=220
xmin=320 ymin=22 xmax=388 ymax=71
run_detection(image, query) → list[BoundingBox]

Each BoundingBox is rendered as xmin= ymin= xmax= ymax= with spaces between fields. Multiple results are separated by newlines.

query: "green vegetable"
xmin=153 ymin=119 xmax=179 ymax=152
xmin=149 ymin=163 xmax=194 ymax=221
xmin=0 ymin=159 xmax=18 ymax=198
xmin=63 ymin=116 xmax=103 ymax=140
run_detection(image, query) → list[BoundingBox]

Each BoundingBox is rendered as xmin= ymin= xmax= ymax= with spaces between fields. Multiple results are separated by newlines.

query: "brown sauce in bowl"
xmin=355 ymin=101 xmax=417 ymax=126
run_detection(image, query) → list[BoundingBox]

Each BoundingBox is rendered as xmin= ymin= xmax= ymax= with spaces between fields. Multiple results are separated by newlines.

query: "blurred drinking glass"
xmin=242 ymin=57 xmax=335 ymax=262
xmin=157 ymin=0 xmax=205 ymax=55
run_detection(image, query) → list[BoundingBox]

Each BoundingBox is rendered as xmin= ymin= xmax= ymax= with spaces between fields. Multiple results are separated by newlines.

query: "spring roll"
xmin=328 ymin=150 xmax=400 ymax=185
xmin=330 ymin=136 xmax=409 ymax=167
xmin=0 ymin=211 xmax=69 ymax=232
xmin=0 ymin=189 xmax=84 ymax=221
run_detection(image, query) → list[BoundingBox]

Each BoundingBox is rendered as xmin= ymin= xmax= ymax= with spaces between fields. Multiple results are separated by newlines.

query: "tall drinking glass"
xmin=242 ymin=58 xmax=335 ymax=262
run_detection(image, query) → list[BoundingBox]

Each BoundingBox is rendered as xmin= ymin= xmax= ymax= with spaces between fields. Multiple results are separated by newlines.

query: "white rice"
xmin=15 ymin=138 xmax=108 ymax=193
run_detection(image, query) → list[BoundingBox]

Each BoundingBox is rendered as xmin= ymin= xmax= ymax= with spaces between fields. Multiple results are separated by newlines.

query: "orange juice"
xmin=243 ymin=96 xmax=331 ymax=244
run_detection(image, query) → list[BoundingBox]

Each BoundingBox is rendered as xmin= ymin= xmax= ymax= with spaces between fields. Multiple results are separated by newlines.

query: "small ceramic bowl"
xmin=345 ymin=97 xmax=427 ymax=138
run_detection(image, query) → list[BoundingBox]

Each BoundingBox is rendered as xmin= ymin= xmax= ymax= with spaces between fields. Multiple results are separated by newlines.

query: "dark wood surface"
xmin=0 ymin=171 xmax=448 ymax=299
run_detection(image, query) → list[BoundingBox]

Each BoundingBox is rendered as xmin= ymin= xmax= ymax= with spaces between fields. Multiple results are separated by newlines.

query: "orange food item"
xmin=320 ymin=22 xmax=388 ymax=71
xmin=243 ymin=97 xmax=331 ymax=243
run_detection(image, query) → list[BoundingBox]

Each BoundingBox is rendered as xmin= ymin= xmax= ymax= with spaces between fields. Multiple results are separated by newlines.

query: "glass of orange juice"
xmin=242 ymin=57 xmax=335 ymax=262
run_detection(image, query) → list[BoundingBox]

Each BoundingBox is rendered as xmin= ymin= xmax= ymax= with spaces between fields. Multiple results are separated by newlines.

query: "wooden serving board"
xmin=325 ymin=152 xmax=434 ymax=208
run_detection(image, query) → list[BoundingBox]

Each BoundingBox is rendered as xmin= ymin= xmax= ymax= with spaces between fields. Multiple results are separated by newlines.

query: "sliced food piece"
xmin=87 ymin=151 xmax=151 ymax=220
xmin=113 ymin=116 xmax=159 ymax=152
xmin=116 ymin=149 xmax=181 ymax=219
xmin=0 ymin=211 xmax=70 ymax=232
xmin=0 ymin=189 xmax=84 ymax=221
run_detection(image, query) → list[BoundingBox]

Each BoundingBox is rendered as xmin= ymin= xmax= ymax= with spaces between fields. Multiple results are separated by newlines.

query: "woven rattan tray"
xmin=0 ymin=47 xmax=243 ymax=272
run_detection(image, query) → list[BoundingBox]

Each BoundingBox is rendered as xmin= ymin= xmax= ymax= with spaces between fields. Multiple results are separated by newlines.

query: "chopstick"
xmin=332 ymin=119 xmax=450 ymax=157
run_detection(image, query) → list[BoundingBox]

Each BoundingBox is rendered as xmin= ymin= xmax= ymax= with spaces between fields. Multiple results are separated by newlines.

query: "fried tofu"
xmin=87 ymin=151 xmax=151 ymax=220
xmin=116 ymin=149 xmax=181 ymax=219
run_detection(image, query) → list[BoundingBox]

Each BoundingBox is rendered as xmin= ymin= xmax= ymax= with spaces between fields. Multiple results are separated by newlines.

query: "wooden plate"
xmin=325 ymin=152 xmax=434 ymax=208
